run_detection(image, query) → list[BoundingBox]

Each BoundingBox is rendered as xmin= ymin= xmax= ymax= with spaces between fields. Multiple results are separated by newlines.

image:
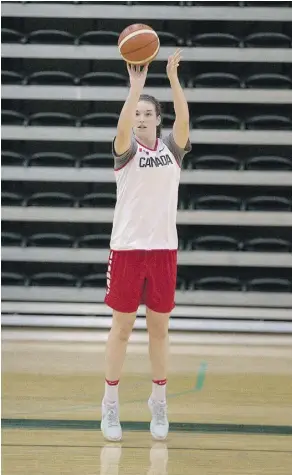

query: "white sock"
xmin=104 ymin=379 xmax=119 ymax=404
xmin=152 ymin=379 xmax=167 ymax=402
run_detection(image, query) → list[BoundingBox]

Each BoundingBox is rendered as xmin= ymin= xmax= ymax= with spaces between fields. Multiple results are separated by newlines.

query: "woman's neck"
xmin=135 ymin=135 xmax=157 ymax=150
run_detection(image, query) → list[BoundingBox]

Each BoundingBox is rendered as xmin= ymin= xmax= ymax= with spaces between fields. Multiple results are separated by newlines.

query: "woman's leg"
xmin=105 ymin=309 xmax=136 ymax=392
xmin=101 ymin=309 xmax=136 ymax=441
xmin=146 ymin=308 xmax=171 ymax=440
xmin=146 ymin=308 xmax=170 ymax=388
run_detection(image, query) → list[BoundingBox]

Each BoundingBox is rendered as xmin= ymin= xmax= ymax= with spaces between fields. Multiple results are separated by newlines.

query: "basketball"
xmin=118 ymin=24 xmax=160 ymax=65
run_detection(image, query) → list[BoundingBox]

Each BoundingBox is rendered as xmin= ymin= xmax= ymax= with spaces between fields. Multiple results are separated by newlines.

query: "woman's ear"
xmin=156 ymin=115 xmax=161 ymax=126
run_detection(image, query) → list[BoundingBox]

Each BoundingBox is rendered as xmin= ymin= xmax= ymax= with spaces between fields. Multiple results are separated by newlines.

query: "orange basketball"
xmin=118 ymin=24 xmax=160 ymax=65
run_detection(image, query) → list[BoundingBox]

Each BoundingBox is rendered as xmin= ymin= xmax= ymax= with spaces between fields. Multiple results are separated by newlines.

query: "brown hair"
xmin=139 ymin=94 xmax=162 ymax=138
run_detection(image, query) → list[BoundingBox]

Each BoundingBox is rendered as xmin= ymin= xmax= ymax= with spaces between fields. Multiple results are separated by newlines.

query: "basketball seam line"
xmin=118 ymin=29 xmax=158 ymax=49
xmin=121 ymin=37 xmax=160 ymax=57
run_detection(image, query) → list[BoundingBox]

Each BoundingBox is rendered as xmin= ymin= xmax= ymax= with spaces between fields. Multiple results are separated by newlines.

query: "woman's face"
xmin=133 ymin=100 xmax=161 ymax=139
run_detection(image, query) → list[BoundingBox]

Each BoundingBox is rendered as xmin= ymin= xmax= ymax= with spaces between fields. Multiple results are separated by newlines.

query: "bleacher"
xmin=2 ymin=1 xmax=292 ymax=333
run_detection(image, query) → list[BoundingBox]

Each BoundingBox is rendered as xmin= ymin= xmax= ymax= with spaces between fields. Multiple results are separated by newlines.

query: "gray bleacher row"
xmin=2 ymin=286 xmax=292 ymax=312
xmin=2 ymin=207 xmax=292 ymax=226
xmin=3 ymin=44 xmax=292 ymax=63
xmin=3 ymin=126 xmax=292 ymax=145
xmin=2 ymin=311 xmax=292 ymax=333
xmin=2 ymin=247 xmax=292 ymax=268
xmin=2 ymin=3 xmax=292 ymax=22
xmin=2 ymin=85 xmax=292 ymax=104
xmin=3 ymin=167 xmax=292 ymax=187
xmin=3 ymin=299 xmax=292 ymax=334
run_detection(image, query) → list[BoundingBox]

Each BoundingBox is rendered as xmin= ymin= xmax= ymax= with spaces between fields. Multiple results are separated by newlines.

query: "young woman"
xmin=101 ymin=49 xmax=191 ymax=441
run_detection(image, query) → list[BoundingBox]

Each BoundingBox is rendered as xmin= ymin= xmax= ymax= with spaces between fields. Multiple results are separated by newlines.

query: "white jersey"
xmin=110 ymin=133 xmax=191 ymax=250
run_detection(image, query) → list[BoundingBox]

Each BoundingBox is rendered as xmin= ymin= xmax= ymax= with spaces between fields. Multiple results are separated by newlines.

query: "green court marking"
xmin=126 ymin=361 xmax=208 ymax=403
xmin=194 ymin=361 xmax=208 ymax=391
xmin=2 ymin=418 xmax=292 ymax=435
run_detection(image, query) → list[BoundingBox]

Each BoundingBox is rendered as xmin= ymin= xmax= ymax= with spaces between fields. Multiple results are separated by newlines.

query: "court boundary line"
xmin=2 ymin=419 xmax=292 ymax=435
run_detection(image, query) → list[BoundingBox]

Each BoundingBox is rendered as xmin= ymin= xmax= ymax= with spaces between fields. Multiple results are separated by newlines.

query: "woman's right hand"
xmin=127 ymin=63 xmax=149 ymax=90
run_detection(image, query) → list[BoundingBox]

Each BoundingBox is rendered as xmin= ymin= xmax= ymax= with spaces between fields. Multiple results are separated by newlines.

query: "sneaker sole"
xmin=101 ymin=420 xmax=122 ymax=442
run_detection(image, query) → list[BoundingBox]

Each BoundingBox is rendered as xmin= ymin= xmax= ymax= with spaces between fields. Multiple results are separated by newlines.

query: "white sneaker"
xmin=148 ymin=397 xmax=169 ymax=440
xmin=101 ymin=399 xmax=122 ymax=441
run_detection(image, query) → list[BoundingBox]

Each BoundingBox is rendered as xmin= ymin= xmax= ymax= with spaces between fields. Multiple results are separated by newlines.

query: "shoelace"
xmin=153 ymin=403 xmax=167 ymax=426
xmin=107 ymin=406 xmax=120 ymax=428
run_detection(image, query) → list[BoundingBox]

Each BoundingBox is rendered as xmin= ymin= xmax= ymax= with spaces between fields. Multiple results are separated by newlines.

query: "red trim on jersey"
xmin=136 ymin=138 xmax=158 ymax=152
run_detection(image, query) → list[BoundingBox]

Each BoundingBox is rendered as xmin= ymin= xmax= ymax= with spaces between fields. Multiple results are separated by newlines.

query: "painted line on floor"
xmin=2 ymin=418 xmax=292 ymax=435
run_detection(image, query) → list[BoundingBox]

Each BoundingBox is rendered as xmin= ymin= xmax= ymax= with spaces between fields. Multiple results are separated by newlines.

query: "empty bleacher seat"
xmin=192 ymin=276 xmax=242 ymax=291
xmin=27 ymin=233 xmax=75 ymax=247
xmin=27 ymin=29 xmax=75 ymax=44
xmin=194 ymin=195 xmax=242 ymax=210
xmin=28 ymin=152 xmax=76 ymax=167
xmin=2 ymin=70 xmax=25 ymax=85
xmin=1 ymin=232 xmax=24 ymax=247
xmin=188 ymin=33 xmax=240 ymax=47
xmin=244 ymin=1 xmax=292 ymax=5
xmin=2 ymin=191 xmax=24 ymax=206
xmin=30 ymin=272 xmax=77 ymax=286
xmin=243 ymin=237 xmax=291 ymax=253
xmin=77 ymin=234 xmax=111 ymax=248
xmin=246 ymin=278 xmax=291 ymax=293
xmin=80 ymin=153 xmax=113 ymax=168
xmin=79 ymin=72 xmax=128 ymax=87
xmin=162 ymin=113 xmax=176 ymax=127
xmin=188 ymin=235 xmax=239 ymax=251
xmin=178 ymin=238 xmax=185 ymax=251
xmin=191 ymin=72 xmax=241 ymax=89
xmin=147 ymin=73 xmax=172 ymax=88
xmin=245 ymin=196 xmax=291 ymax=211
xmin=188 ymin=155 xmax=240 ymax=170
xmin=79 ymin=113 xmax=119 ymax=127
xmin=245 ymin=156 xmax=292 ymax=171
xmin=176 ymin=276 xmax=187 ymax=290
xmin=25 ymin=192 xmax=76 ymax=207
xmin=1 ymin=272 xmax=27 ymax=286
xmin=1 ymin=27 xmax=26 ymax=43
xmin=2 ymin=110 xmax=26 ymax=125
xmin=155 ymin=31 xmax=183 ymax=46
xmin=194 ymin=115 xmax=241 ymax=129
xmin=80 ymin=273 xmax=105 ymax=287
xmin=76 ymin=30 xmax=119 ymax=45
xmin=27 ymin=71 xmax=76 ymax=85
xmin=79 ymin=192 xmax=116 ymax=208
xmin=245 ymin=115 xmax=292 ymax=130
xmin=245 ymin=74 xmax=292 ymax=89
xmin=191 ymin=1 xmax=243 ymax=5
xmin=2 ymin=151 xmax=27 ymax=166
xmin=244 ymin=32 xmax=292 ymax=48
xmin=28 ymin=112 xmax=76 ymax=126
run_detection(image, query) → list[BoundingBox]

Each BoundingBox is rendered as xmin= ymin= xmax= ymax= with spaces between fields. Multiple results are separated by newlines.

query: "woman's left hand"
xmin=166 ymin=49 xmax=182 ymax=81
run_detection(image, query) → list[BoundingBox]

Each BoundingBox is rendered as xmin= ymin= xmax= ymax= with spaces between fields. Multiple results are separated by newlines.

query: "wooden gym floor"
xmin=2 ymin=330 xmax=292 ymax=474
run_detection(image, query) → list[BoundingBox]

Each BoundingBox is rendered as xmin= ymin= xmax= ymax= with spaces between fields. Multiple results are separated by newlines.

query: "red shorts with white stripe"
xmin=104 ymin=249 xmax=177 ymax=313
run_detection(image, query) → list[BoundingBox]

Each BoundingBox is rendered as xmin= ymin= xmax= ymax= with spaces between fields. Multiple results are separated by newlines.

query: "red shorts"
xmin=104 ymin=249 xmax=177 ymax=313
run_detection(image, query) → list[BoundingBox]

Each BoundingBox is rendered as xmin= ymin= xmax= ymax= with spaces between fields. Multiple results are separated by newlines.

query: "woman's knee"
xmin=146 ymin=309 xmax=170 ymax=340
xmin=111 ymin=310 xmax=136 ymax=341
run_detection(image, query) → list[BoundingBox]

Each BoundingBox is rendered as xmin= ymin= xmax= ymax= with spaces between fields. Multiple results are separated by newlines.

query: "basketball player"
xmin=101 ymin=49 xmax=191 ymax=441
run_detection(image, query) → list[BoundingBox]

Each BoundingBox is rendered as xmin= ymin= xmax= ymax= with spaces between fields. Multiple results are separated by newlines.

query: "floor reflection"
xmin=100 ymin=442 xmax=168 ymax=475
